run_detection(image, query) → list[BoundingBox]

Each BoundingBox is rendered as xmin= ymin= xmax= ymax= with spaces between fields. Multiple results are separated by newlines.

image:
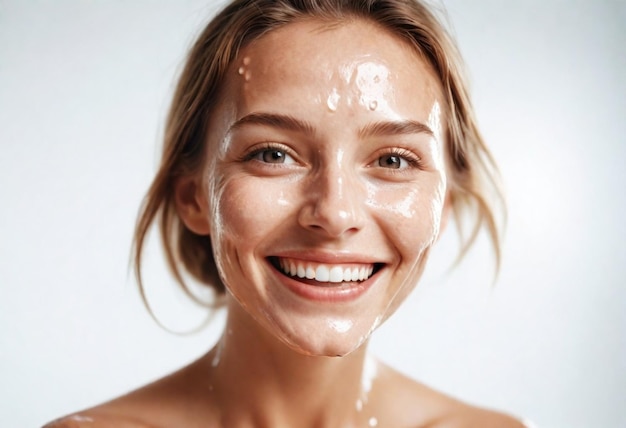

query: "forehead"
xmin=246 ymin=19 xmax=417 ymax=74
xmin=228 ymin=18 xmax=441 ymax=110
xmin=203 ymin=17 xmax=446 ymax=156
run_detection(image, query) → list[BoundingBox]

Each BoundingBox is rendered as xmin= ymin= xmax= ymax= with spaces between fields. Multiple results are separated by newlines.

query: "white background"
xmin=1 ymin=1 xmax=624 ymax=427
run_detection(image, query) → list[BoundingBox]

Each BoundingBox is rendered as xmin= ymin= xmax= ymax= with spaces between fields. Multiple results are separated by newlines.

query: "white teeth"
xmin=316 ymin=265 xmax=330 ymax=282
xmin=329 ymin=266 xmax=344 ymax=283
xmin=290 ymin=261 xmax=297 ymax=276
xmin=297 ymin=264 xmax=305 ymax=278
xmin=277 ymin=258 xmax=376 ymax=283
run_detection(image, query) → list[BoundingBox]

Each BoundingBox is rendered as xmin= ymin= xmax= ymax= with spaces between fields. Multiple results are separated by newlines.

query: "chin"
xmin=287 ymin=338 xmax=366 ymax=358
xmin=275 ymin=320 xmax=374 ymax=358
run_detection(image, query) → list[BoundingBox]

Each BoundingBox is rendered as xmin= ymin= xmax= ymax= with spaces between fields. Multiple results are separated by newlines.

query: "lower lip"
xmin=270 ymin=262 xmax=376 ymax=303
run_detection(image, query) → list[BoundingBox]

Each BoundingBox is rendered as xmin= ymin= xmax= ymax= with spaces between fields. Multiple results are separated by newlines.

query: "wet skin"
xmin=45 ymin=18 xmax=526 ymax=428
xmin=193 ymin=18 xmax=447 ymax=358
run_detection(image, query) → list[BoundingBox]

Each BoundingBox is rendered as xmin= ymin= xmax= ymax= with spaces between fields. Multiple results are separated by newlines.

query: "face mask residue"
xmin=198 ymin=19 xmax=447 ymax=358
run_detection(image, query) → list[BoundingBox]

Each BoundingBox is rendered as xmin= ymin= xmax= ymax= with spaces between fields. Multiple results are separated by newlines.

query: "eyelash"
xmin=240 ymin=143 xmax=422 ymax=170
xmin=241 ymin=142 xmax=293 ymax=163
xmin=376 ymin=148 xmax=423 ymax=170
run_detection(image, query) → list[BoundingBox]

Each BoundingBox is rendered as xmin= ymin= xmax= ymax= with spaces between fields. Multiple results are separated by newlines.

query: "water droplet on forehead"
xmin=242 ymin=56 xmax=251 ymax=65
xmin=369 ymin=417 xmax=378 ymax=427
xmin=327 ymin=97 xmax=338 ymax=112
xmin=368 ymin=100 xmax=378 ymax=111
xmin=237 ymin=66 xmax=245 ymax=75
xmin=326 ymin=89 xmax=340 ymax=112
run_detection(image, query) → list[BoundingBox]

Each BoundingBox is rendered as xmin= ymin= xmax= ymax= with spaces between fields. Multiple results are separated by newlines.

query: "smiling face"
xmin=186 ymin=18 xmax=447 ymax=356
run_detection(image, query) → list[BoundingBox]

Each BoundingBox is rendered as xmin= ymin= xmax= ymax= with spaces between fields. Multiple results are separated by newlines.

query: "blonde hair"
xmin=133 ymin=0 xmax=505 ymax=307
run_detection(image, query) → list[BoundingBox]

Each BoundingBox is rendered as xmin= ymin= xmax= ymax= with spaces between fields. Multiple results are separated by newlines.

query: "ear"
xmin=174 ymin=175 xmax=211 ymax=235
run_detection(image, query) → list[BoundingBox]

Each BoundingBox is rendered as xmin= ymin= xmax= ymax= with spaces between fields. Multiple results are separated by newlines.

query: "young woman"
xmin=47 ymin=0 xmax=526 ymax=426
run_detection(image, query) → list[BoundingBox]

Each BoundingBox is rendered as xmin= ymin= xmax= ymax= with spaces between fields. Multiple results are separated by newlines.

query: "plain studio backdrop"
xmin=1 ymin=1 xmax=624 ymax=427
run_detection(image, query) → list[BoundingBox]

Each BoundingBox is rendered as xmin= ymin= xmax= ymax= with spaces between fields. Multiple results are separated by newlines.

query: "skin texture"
xmin=45 ymin=19 xmax=526 ymax=428
xmin=200 ymin=17 xmax=447 ymax=358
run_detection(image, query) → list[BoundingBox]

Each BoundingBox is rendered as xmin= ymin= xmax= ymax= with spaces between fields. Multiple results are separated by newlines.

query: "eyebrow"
xmin=358 ymin=120 xmax=434 ymax=139
xmin=228 ymin=112 xmax=433 ymax=139
xmin=228 ymin=112 xmax=316 ymax=136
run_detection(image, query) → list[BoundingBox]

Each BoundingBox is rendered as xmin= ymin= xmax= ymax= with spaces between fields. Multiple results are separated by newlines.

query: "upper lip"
xmin=268 ymin=250 xmax=386 ymax=265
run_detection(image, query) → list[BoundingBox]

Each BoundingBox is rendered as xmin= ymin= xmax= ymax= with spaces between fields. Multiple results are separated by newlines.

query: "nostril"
xmin=297 ymin=180 xmax=367 ymax=237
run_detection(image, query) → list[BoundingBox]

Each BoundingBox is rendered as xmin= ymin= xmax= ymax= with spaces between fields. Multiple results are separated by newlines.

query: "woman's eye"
xmin=249 ymin=148 xmax=295 ymax=164
xmin=378 ymin=154 xmax=407 ymax=169
xmin=261 ymin=149 xmax=287 ymax=163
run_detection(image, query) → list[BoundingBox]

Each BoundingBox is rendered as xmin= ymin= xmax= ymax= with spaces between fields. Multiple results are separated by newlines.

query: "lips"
xmin=268 ymin=256 xmax=383 ymax=302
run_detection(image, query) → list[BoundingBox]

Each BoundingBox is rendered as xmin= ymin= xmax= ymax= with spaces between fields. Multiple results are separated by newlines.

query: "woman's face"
xmin=202 ymin=19 xmax=446 ymax=356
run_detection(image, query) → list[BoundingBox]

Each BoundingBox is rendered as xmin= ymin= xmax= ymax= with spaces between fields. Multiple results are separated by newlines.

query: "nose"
xmin=297 ymin=165 xmax=366 ymax=237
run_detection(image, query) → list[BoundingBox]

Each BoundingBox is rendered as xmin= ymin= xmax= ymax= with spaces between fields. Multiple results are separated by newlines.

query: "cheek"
xmin=366 ymin=178 xmax=446 ymax=251
xmin=208 ymin=176 xmax=299 ymax=299
xmin=211 ymin=176 xmax=296 ymax=246
xmin=374 ymin=178 xmax=446 ymax=318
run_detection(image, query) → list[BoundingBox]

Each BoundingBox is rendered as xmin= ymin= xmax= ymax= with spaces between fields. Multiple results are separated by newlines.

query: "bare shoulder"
xmin=42 ymin=412 xmax=157 ymax=428
xmin=42 ymin=385 xmax=166 ymax=428
xmin=439 ymin=405 xmax=528 ymax=428
xmin=43 ymin=357 xmax=213 ymax=428
xmin=372 ymin=360 xmax=527 ymax=428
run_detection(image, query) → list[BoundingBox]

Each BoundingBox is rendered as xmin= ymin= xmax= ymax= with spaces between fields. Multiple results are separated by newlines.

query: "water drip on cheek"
xmin=368 ymin=100 xmax=378 ymax=111
xmin=277 ymin=191 xmax=290 ymax=207
xmin=365 ymin=185 xmax=418 ymax=219
xmin=427 ymin=101 xmax=445 ymax=171
xmin=427 ymin=183 xmax=447 ymax=239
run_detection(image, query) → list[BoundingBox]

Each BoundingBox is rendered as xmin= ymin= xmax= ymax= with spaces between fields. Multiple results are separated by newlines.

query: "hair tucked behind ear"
xmin=133 ymin=0 xmax=505 ymax=312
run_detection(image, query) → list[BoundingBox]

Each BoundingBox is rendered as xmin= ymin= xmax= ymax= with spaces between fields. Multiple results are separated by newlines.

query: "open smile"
xmin=268 ymin=256 xmax=384 ymax=285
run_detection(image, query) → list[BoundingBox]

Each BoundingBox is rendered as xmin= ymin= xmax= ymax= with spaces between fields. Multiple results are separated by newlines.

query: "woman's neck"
xmin=204 ymin=298 xmax=376 ymax=428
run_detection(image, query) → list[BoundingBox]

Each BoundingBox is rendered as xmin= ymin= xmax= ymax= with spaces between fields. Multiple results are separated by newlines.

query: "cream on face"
xmin=204 ymin=19 xmax=446 ymax=356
